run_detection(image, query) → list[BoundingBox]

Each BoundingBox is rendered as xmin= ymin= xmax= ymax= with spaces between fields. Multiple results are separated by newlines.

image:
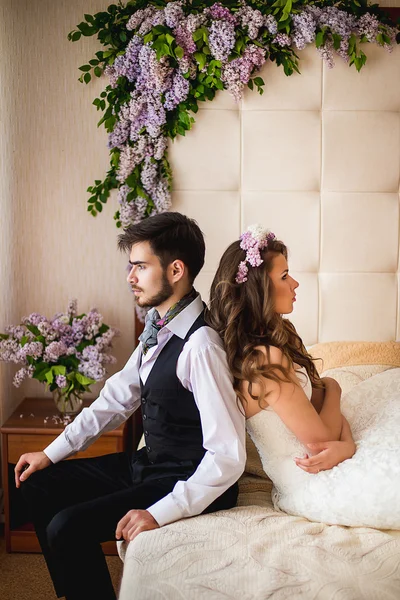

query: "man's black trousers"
xmin=18 ymin=448 xmax=239 ymax=600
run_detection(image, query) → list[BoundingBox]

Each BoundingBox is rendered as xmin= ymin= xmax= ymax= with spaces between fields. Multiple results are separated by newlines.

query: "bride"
xmin=206 ymin=225 xmax=400 ymax=529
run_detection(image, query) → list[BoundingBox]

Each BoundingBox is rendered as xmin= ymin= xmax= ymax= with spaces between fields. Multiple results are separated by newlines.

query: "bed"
xmin=117 ymin=341 xmax=400 ymax=599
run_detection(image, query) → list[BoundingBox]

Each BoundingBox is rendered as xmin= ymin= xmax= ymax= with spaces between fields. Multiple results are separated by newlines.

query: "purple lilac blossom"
xmin=112 ymin=36 xmax=143 ymax=83
xmin=357 ymin=13 xmax=380 ymax=42
xmin=108 ymin=104 xmax=131 ymax=149
xmin=221 ymin=45 xmax=266 ymax=102
xmin=55 ymin=375 xmax=67 ymax=388
xmin=22 ymin=313 xmax=47 ymax=326
xmin=67 ymin=299 xmax=77 ymax=319
xmin=164 ymin=1 xmax=184 ymax=29
xmin=208 ymin=20 xmax=236 ymax=62
xmin=44 ymin=341 xmax=68 ymax=362
xmin=236 ymin=6 xmax=264 ymax=40
xmin=13 ymin=366 xmax=34 ymax=388
xmin=174 ymin=22 xmax=197 ymax=55
xmin=292 ymin=11 xmax=317 ymax=50
xmin=164 ymin=72 xmax=190 ymax=111
xmin=127 ymin=6 xmax=158 ymax=32
xmin=264 ymin=14 xmax=278 ymax=35
xmin=17 ymin=341 xmax=43 ymax=361
xmin=317 ymin=39 xmax=335 ymax=68
xmin=206 ymin=3 xmax=238 ymax=25
xmin=0 ymin=338 xmax=20 ymax=363
xmin=118 ymin=185 xmax=149 ymax=228
xmin=273 ymin=33 xmax=292 ymax=48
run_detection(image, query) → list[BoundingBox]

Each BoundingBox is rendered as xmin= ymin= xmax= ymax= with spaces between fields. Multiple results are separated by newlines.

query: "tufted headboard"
xmin=164 ymin=44 xmax=400 ymax=348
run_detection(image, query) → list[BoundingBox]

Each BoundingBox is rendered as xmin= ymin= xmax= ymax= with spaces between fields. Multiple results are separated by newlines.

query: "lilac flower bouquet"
xmin=0 ymin=300 xmax=119 ymax=415
xmin=67 ymin=1 xmax=400 ymax=231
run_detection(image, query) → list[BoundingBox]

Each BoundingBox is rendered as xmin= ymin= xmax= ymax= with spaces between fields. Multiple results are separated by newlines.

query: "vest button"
xmin=143 ymin=414 xmax=147 ymax=420
xmin=146 ymin=445 xmax=151 ymax=452
xmin=141 ymin=398 xmax=146 ymax=404
xmin=145 ymin=430 xmax=149 ymax=436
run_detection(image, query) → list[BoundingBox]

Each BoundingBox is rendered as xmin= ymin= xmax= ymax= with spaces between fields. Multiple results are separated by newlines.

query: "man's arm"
xmin=43 ymin=344 xmax=143 ymax=464
xmin=145 ymin=336 xmax=246 ymax=528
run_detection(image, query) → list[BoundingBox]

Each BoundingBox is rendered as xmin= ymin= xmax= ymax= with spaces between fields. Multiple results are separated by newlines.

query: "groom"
xmin=15 ymin=212 xmax=246 ymax=600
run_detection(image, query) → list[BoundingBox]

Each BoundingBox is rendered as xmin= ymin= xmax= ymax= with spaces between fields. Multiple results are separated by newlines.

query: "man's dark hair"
xmin=118 ymin=212 xmax=205 ymax=283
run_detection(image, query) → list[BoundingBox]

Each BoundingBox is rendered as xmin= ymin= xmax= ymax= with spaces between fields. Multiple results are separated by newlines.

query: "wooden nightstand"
xmin=1 ymin=397 xmax=130 ymax=555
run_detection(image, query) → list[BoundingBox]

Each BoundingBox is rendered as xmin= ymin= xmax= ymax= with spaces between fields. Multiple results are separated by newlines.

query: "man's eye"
xmin=138 ymin=265 xmax=145 ymax=270
xmin=282 ymin=274 xmax=288 ymax=280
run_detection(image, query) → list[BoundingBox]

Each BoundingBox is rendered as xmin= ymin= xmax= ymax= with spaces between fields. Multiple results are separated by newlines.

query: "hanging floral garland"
xmin=69 ymin=0 xmax=399 ymax=230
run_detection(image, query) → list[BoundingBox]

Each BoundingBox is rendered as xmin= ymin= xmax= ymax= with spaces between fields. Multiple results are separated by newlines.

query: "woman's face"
xmin=269 ymin=253 xmax=299 ymax=315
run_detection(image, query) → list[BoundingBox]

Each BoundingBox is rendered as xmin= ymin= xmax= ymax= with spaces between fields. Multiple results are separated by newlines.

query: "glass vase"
xmin=53 ymin=389 xmax=83 ymax=416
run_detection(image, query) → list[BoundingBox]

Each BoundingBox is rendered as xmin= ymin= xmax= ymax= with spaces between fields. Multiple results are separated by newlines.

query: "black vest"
xmin=139 ymin=311 xmax=207 ymax=465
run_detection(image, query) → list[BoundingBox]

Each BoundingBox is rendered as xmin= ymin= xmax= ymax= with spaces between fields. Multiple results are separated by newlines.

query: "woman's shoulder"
xmin=254 ymin=345 xmax=290 ymax=369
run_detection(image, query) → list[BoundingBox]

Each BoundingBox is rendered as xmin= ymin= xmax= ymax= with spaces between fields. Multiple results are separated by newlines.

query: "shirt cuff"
xmin=43 ymin=433 xmax=75 ymax=464
xmin=146 ymin=493 xmax=185 ymax=527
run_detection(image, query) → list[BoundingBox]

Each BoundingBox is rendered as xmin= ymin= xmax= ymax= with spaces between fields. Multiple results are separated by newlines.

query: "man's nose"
xmin=127 ymin=268 xmax=137 ymax=284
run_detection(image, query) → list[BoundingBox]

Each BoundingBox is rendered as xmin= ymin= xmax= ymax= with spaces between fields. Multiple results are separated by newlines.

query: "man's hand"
xmin=115 ymin=509 xmax=160 ymax=542
xmin=15 ymin=451 xmax=52 ymax=488
xmin=294 ymin=439 xmax=356 ymax=474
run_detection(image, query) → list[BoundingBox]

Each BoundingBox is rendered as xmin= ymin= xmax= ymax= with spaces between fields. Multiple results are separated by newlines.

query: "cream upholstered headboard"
xmin=168 ymin=44 xmax=400 ymax=347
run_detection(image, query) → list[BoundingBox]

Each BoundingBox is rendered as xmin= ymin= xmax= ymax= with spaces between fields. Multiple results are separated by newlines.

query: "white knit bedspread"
xmin=118 ymin=477 xmax=400 ymax=600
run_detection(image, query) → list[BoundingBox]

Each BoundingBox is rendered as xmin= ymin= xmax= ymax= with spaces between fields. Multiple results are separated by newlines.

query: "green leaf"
xmin=89 ymin=59 xmax=99 ymax=66
xmin=253 ymin=77 xmax=265 ymax=87
xmin=71 ymin=31 xmax=81 ymax=42
xmin=84 ymin=72 xmax=91 ymax=84
xmin=193 ymin=28 xmax=204 ymax=42
xmin=26 ymin=324 xmax=40 ymax=337
xmin=165 ymin=33 xmax=174 ymax=45
xmin=95 ymin=201 xmax=103 ymax=212
xmin=94 ymin=67 xmax=102 ymax=77
xmin=194 ymin=52 xmax=207 ymax=71
xmin=79 ymin=65 xmax=92 ymax=72
xmin=248 ymin=79 xmax=254 ymax=91
xmin=52 ymin=365 xmax=66 ymax=376
xmin=175 ymin=45 xmax=184 ymax=59
xmin=45 ymin=370 xmax=54 ymax=385
xmin=76 ymin=372 xmax=96 ymax=386
xmin=315 ymin=31 xmax=324 ymax=49
xmin=77 ymin=22 xmax=96 ymax=36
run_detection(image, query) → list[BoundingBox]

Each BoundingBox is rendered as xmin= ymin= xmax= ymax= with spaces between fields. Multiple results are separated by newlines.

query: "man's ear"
xmin=169 ymin=259 xmax=185 ymax=282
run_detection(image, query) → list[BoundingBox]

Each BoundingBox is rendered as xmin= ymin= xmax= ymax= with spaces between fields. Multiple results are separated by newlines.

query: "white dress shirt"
xmin=44 ymin=294 xmax=246 ymax=527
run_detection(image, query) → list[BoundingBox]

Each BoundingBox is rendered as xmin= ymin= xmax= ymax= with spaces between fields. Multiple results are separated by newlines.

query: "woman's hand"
xmin=294 ymin=438 xmax=356 ymax=474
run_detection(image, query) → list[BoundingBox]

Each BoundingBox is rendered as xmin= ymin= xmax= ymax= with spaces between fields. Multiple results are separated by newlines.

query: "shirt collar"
xmin=154 ymin=294 xmax=204 ymax=339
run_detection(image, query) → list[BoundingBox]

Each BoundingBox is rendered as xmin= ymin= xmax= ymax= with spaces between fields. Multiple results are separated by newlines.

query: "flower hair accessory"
xmin=235 ymin=224 xmax=276 ymax=284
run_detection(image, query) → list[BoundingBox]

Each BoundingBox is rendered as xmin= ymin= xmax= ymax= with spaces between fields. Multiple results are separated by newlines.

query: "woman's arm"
xmin=294 ymin=415 xmax=356 ymax=473
xmin=317 ymin=377 xmax=343 ymax=441
xmin=243 ymin=347 xmax=342 ymax=444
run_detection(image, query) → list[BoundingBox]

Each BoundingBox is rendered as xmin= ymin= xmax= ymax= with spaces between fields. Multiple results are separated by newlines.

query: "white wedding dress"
xmin=246 ymin=366 xmax=400 ymax=529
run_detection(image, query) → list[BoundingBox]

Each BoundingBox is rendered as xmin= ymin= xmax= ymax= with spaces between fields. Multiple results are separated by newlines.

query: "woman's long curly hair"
xmin=205 ymin=237 xmax=322 ymax=410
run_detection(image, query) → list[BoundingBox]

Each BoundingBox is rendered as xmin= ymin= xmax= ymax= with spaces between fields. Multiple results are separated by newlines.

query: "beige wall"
xmin=1 ymin=1 xmax=400 ymax=426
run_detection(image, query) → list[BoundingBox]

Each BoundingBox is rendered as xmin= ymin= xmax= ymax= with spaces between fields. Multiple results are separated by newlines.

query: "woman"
xmin=206 ymin=225 xmax=400 ymax=529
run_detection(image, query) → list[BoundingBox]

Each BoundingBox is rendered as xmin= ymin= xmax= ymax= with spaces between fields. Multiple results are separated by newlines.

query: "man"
xmin=15 ymin=212 xmax=246 ymax=600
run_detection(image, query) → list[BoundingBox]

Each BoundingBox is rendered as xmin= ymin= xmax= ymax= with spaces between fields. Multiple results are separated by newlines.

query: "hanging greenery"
xmin=68 ymin=0 xmax=400 ymax=230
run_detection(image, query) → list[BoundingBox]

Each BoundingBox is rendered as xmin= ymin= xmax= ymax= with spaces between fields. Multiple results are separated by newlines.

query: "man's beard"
xmin=135 ymin=271 xmax=173 ymax=309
